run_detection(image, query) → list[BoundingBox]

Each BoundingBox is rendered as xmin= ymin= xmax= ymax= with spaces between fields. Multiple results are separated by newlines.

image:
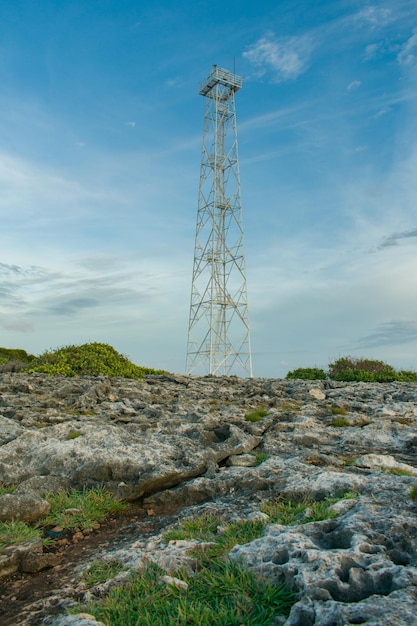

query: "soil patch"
xmin=0 ymin=503 xmax=180 ymax=626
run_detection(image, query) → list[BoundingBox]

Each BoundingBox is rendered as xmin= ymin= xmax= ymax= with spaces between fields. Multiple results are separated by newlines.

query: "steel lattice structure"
xmin=186 ymin=66 xmax=253 ymax=377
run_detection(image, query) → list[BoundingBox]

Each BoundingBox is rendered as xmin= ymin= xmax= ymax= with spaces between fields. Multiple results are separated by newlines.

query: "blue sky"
xmin=1 ymin=0 xmax=417 ymax=377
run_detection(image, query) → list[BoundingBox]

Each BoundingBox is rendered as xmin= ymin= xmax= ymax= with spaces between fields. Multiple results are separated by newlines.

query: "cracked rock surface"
xmin=0 ymin=372 xmax=416 ymax=625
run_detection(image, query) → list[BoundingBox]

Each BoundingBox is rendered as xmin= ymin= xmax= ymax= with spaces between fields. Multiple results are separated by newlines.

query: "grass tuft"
xmin=42 ymin=487 xmax=126 ymax=531
xmin=83 ymin=559 xmax=124 ymax=586
xmin=87 ymin=554 xmax=294 ymax=625
xmin=261 ymin=493 xmax=354 ymax=525
xmin=0 ymin=520 xmax=42 ymax=553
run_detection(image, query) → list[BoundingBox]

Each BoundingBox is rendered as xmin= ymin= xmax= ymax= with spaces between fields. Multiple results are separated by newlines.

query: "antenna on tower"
xmin=185 ymin=66 xmax=253 ymax=377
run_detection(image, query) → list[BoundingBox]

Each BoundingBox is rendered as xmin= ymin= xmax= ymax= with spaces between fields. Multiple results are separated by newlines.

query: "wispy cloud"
xmin=363 ymin=42 xmax=384 ymax=60
xmin=347 ymin=80 xmax=361 ymax=91
xmin=355 ymin=6 xmax=393 ymax=29
xmin=243 ymin=33 xmax=314 ymax=82
xmin=356 ymin=320 xmax=417 ymax=348
xmin=376 ymin=228 xmax=417 ymax=250
xmin=398 ymin=32 xmax=417 ymax=68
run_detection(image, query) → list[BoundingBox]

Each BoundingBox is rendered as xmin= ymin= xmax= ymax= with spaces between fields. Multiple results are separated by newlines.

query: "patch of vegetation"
xmin=42 ymin=487 xmax=126 ymax=531
xmin=285 ymin=357 xmax=417 ymax=383
xmin=331 ymin=417 xmax=351 ymax=427
xmin=0 ymin=484 xmax=16 ymax=496
xmin=87 ymin=514 xmax=291 ymax=624
xmin=0 ymin=347 xmax=36 ymax=372
xmin=163 ymin=513 xmax=221 ymax=543
xmin=261 ymin=493 xmax=353 ymax=525
xmin=328 ymin=357 xmax=397 ymax=382
xmin=278 ymin=401 xmax=302 ymax=412
xmin=28 ymin=342 xmax=165 ymax=379
xmin=252 ymin=452 xmax=268 ymax=466
xmin=83 ymin=560 xmax=124 ymax=587
xmin=88 ymin=559 xmax=294 ymax=626
xmin=286 ymin=367 xmax=326 ymax=380
xmin=410 ymin=485 xmax=417 ymax=501
xmin=0 ymin=520 xmax=42 ymax=553
xmin=244 ymin=408 xmax=268 ymax=422
xmin=163 ymin=514 xmax=265 ymax=562
xmin=385 ymin=467 xmax=416 ymax=477
xmin=329 ymin=406 xmax=348 ymax=415
xmin=66 ymin=430 xmax=83 ymax=440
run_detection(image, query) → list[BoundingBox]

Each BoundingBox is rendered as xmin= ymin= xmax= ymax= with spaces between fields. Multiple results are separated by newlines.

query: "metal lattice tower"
xmin=186 ymin=66 xmax=253 ymax=377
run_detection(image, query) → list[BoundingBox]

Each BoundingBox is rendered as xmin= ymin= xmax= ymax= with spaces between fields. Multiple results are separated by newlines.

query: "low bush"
xmin=286 ymin=367 xmax=326 ymax=380
xmin=0 ymin=347 xmax=36 ymax=372
xmin=28 ymin=342 xmax=165 ymax=379
xmin=285 ymin=357 xmax=417 ymax=383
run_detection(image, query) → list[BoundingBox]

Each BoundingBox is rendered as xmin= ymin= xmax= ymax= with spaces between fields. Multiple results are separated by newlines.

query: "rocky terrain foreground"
xmin=0 ymin=372 xmax=416 ymax=625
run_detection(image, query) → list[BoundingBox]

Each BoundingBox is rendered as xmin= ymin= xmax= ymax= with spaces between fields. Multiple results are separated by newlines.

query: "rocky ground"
xmin=0 ymin=372 xmax=416 ymax=625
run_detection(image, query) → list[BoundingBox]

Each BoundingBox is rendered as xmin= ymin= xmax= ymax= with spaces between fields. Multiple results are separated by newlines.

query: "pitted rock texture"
xmin=0 ymin=372 xmax=416 ymax=625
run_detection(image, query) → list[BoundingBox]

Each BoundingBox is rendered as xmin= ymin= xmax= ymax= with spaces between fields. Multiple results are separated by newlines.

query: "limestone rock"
xmin=0 ymin=372 xmax=417 ymax=626
xmin=0 ymin=493 xmax=51 ymax=522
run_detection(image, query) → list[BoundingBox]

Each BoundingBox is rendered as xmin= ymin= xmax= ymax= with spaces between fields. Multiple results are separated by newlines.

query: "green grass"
xmin=66 ymin=430 xmax=83 ymax=440
xmin=252 ymin=452 xmax=268 ymax=466
xmin=0 ymin=484 xmax=16 ymax=496
xmin=410 ymin=485 xmax=417 ymax=501
xmin=261 ymin=493 xmax=354 ymax=525
xmin=329 ymin=406 xmax=348 ymax=415
xmin=244 ymin=408 xmax=268 ymax=422
xmin=42 ymin=487 xmax=126 ymax=531
xmin=78 ymin=512 xmax=295 ymax=624
xmin=0 ymin=487 xmax=127 ymax=553
xmin=83 ymin=560 xmax=125 ymax=586
xmin=331 ymin=417 xmax=351 ymax=427
xmin=87 ymin=556 xmax=294 ymax=626
xmin=0 ymin=520 xmax=42 ymax=553
xmin=385 ymin=467 xmax=416 ymax=477
xmin=163 ymin=513 xmax=221 ymax=543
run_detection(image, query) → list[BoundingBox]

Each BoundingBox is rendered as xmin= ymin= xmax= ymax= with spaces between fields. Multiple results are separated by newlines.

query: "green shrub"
xmin=397 ymin=370 xmax=417 ymax=382
xmin=286 ymin=367 xmax=326 ymax=380
xmin=328 ymin=357 xmax=397 ymax=382
xmin=28 ymin=343 xmax=165 ymax=379
xmin=0 ymin=347 xmax=36 ymax=372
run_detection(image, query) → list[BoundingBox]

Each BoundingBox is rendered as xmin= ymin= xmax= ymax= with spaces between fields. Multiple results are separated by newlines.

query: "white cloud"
xmin=356 ymin=6 xmax=392 ymax=28
xmin=398 ymin=32 xmax=417 ymax=67
xmin=243 ymin=33 xmax=314 ymax=82
xmin=125 ymin=121 xmax=136 ymax=127
xmin=372 ymin=106 xmax=393 ymax=118
xmin=363 ymin=42 xmax=383 ymax=60
xmin=347 ymin=80 xmax=361 ymax=91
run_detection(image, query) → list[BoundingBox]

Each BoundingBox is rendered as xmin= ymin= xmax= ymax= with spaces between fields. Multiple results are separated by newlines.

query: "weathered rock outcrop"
xmin=0 ymin=373 xmax=416 ymax=625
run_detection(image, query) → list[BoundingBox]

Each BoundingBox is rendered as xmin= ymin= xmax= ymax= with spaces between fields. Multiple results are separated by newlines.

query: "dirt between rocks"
xmin=0 ymin=503 xmax=180 ymax=626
